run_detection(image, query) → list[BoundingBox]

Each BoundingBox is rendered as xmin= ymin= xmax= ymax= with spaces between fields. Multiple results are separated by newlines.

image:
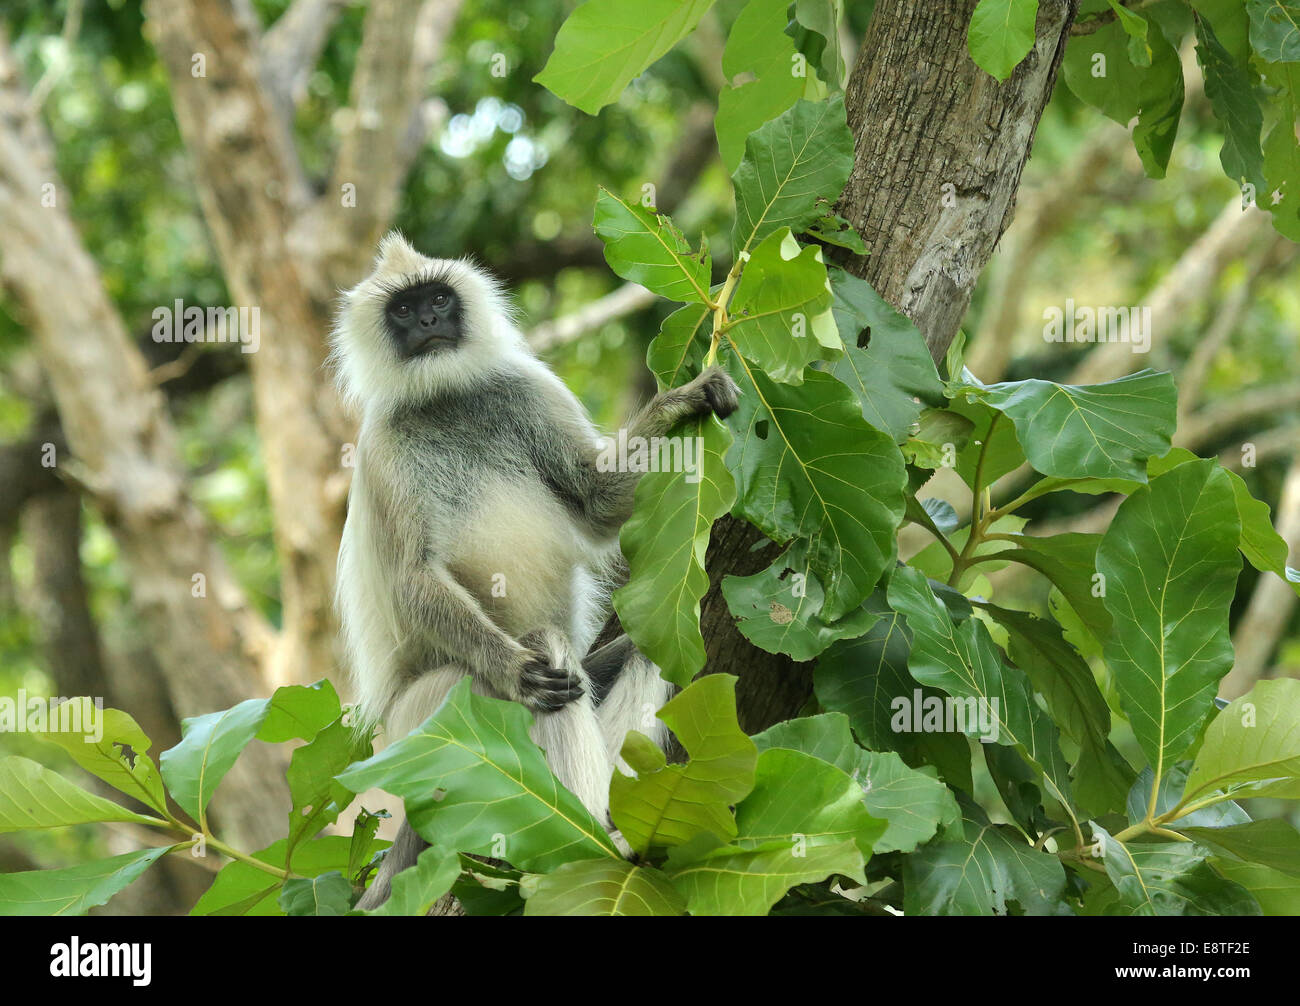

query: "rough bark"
xmin=707 ymin=0 xmax=1078 ymax=732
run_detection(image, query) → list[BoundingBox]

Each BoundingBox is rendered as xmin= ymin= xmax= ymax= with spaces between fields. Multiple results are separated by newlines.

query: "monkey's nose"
xmin=419 ymin=314 xmax=438 ymax=328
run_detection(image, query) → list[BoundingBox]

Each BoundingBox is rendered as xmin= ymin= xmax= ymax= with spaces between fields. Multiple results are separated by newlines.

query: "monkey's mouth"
xmin=403 ymin=331 xmax=460 ymax=357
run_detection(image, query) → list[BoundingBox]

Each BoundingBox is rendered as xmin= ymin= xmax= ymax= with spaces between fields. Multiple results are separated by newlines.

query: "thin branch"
xmin=528 ymin=283 xmax=658 ymax=354
xmin=25 ymin=0 xmax=83 ymax=114
xmin=259 ymin=0 xmax=348 ymax=120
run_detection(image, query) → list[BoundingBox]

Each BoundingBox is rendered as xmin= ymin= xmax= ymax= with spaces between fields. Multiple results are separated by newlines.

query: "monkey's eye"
xmin=432 ymin=293 xmax=449 ymax=307
xmin=394 ymin=303 xmax=411 ymax=318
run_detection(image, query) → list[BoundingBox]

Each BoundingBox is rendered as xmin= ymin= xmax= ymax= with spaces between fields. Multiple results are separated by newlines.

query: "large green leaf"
xmin=734 ymin=747 xmax=885 ymax=856
xmin=999 ymin=533 xmax=1111 ymax=645
xmin=160 ymin=697 xmax=270 ymax=828
xmin=967 ymin=0 xmax=1039 ymax=81
xmin=647 ymin=302 xmax=710 ymax=391
xmin=1211 ymin=859 xmax=1300 ymax=915
xmin=285 ymin=717 xmax=373 ymax=865
xmin=716 ymin=0 xmax=822 ymax=171
xmin=337 ymin=680 xmax=620 ymax=872
xmin=592 ymin=187 xmax=712 ymax=304
xmin=360 ymin=845 xmax=461 ymax=916
xmin=0 ymin=846 xmax=174 ymax=916
xmin=1230 ymin=469 xmax=1300 ymax=597
xmin=0 ymin=756 xmax=159 ymax=833
xmin=979 ymin=603 xmax=1133 ymax=815
xmin=828 ymin=268 xmax=945 ymax=443
xmin=1097 ymin=460 xmax=1241 ymax=783
xmin=1195 ymin=14 xmax=1266 ymax=191
xmin=903 ymin=802 xmax=1066 ymax=916
xmin=190 ymin=836 xmax=362 ymax=916
xmin=972 ymin=371 xmax=1177 ymax=481
xmin=731 ymin=97 xmax=854 ymax=252
xmin=612 ymin=416 xmax=734 ymax=686
xmin=665 ymin=834 xmax=865 ymax=916
xmin=610 ymin=675 xmax=757 ymax=853
xmin=1179 ymin=819 xmax=1300 ymax=876
xmin=1262 ymin=60 xmax=1300 ymax=238
xmin=257 ymin=679 xmax=342 ymax=743
xmin=814 ymin=591 xmax=974 ymax=792
xmin=1247 ymin=0 xmax=1300 ymax=60
xmin=35 ymin=707 xmax=166 ymax=814
xmin=1182 ymin=678 xmax=1300 ymax=803
xmin=279 ymin=871 xmax=353 ymax=916
xmin=534 ymin=0 xmax=715 ymax=114
xmin=753 ymin=714 xmax=958 ymax=854
xmin=721 ymin=541 xmax=878 ymax=661
xmin=725 ymin=229 xmax=840 ymax=383
xmin=887 ymin=566 xmax=1074 ymax=811
xmin=1063 ymin=10 xmax=1184 ymax=176
xmin=523 ymin=859 xmax=685 ymax=916
xmin=1092 ymin=824 xmax=1261 ymax=916
xmin=724 ymin=358 xmax=907 ymax=620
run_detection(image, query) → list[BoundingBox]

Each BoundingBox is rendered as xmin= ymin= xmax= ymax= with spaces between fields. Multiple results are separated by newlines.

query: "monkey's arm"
xmin=543 ymin=366 xmax=739 ymax=540
xmin=395 ymin=561 xmax=582 ymax=710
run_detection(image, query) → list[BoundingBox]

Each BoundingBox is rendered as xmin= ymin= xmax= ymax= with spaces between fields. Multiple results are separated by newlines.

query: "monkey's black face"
xmin=383 ymin=281 xmax=463 ymax=359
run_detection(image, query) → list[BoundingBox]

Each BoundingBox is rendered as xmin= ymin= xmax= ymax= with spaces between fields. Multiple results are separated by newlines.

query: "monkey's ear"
xmin=374 ymin=230 xmax=422 ymax=273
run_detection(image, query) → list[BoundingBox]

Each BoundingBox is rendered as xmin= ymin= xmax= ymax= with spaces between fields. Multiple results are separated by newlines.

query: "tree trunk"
xmin=708 ymin=0 xmax=1079 ymax=731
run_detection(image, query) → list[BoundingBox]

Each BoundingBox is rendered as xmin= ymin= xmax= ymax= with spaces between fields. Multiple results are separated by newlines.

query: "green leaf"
xmin=967 ymin=0 xmax=1039 ymax=81
xmin=1247 ymin=0 xmax=1300 ymax=60
xmin=1127 ymin=764 xmax=1249 ymax=828
xmin=593 ymin=187 xmax=711 ymax=304
xmin=828 ymin=268 xmax=945 ymax=443
xmin=612 ymin=416 xmax=734 ymax=686
xmin=1261 ymin=60 xmax=1300 ymax=240
xmin=716 ymin=0 xmax=823 ymax=171
xmin=978 ymin=604 xmax=1133 ymax=815
xmin=793 ymin=0 xmax=846 ymax=88
xmin=666 ymin=835 xmax=865 ymax=916
xmin=971 ymin=371 xmax=1177 ymax=481
xmin=887 ymin=565 xmax=1074 ymax=811
xmin=0 ymin=846 xmax=174 ymax=916
xmin=523 ymin=859 xmax=686 ymax=916
xmin=534 ymin=0 xmax=716 ymax=115
xmin=903 ymin=802 xmax=1067 ymax=916
xmin=160 ymin=697 xmax=270 ymax=828
xmin=34 ymin=707 xmax=167 ymax=814
xmin=1183 ymin=678 xmax=1300 ymax=803
xmin=946 ymin=396 xmax=1027 ymax=491
xmin=1108 ymin=0 xmax=1152 ymax=66
xmin=1097 ymin=460 xmax=1241 ymax=777
xmin=279 ymin=871 xmax=353 ymax=916
xmin=610 ymin=675 xmax=757 ymax=854
xmin=725 ymin=229 xmax=840 ymax=383
xmin=724 ymin=359 xmax=907 ymax=620
xmin=0 ymin=756 xmax=160 ymax=833
xmin=731 ymin=97 xmax=854 ymax=252
xmin=360 ymin=845 xmax=461 ymax=916
xmin=647 ymin=302 xmax=710 ymax=391
xmin=1195 ymin=14 xmax=1267 ymax=191
xmin=754 ymin=715 xmax=959 ymax=855
xmin=1093 ymin=824 xmax=1261 ymax=916
xmin=1230 ymin=469 xmax=1300 ymax=596
xmin=1063 ymin=13 xmax=1184 ymax=176
xmin=190 ymin=836 xmax=361 ymax=916
xmin=338 ymin=680 xmax=619 ymax=871
xmin=734 ymin=747 xmax=885 ymax=857
xmin=257 ymin=679 xmax=342 ymax=743
xmin=814 ymin=591 xmax=973 ymax=791
xmin=721 ymin=541 xmax=878 ymax=661
xmin=1211 ymin=859 xmax=1300 ymax=915
xmin=286 ymin=717 xmax=374 ymax=864
xmin=804 ymin=211 xmax=866 ymax=254
xmin=1180 ymin=819 xmax=1300 ymax=877
xmin=998 ymin=533 xmax=1112 ymax=645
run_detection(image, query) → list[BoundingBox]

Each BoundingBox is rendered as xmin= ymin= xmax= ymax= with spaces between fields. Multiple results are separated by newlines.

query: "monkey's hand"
xmin=505 ymin=646 xmax=586 ymax=713
xmin=681 ymin=365 xmax=740 ymax=420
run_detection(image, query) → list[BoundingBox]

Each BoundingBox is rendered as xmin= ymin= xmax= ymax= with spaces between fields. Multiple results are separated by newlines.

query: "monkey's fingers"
xmin=521 ymin=662 xmax=585 ymax=711
xmin=697 ymin=366 xmax=740 ymax=419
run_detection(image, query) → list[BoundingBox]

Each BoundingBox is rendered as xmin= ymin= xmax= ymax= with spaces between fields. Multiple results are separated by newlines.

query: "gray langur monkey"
xmin=330 ymin=232 xmax=738 ymax=909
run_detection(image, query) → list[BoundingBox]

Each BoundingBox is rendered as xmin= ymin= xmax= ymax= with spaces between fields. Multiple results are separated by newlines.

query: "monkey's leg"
xmin=586 ymin=635 xmax=675 ymax=767
xmin=519 ymin=627 xmax=613 ymax=823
